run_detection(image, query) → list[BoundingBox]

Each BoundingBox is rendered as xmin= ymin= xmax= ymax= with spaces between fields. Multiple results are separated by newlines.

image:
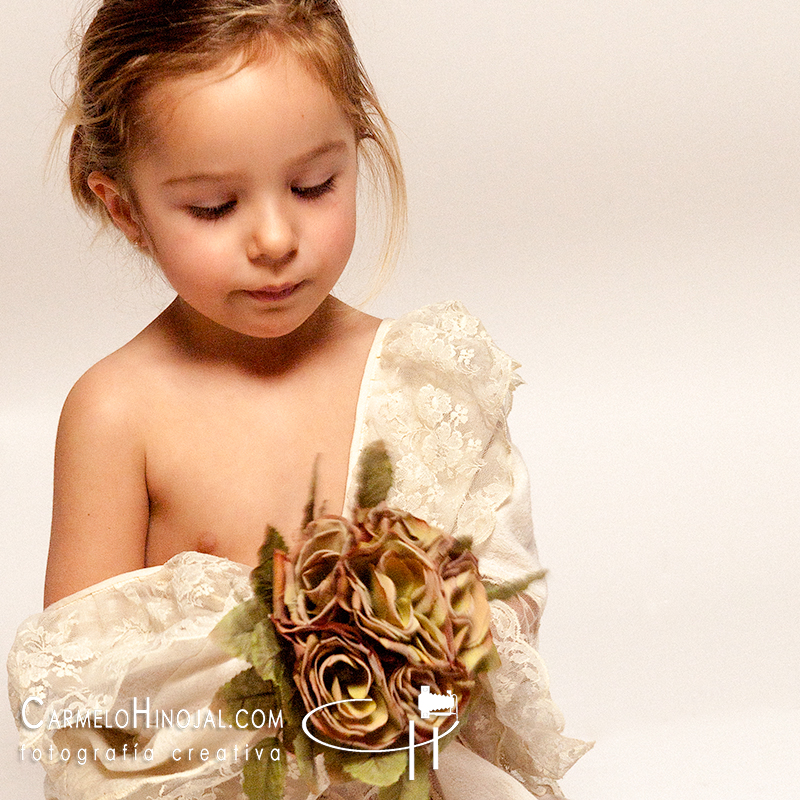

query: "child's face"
xmin=102 ymin=50 xmax=359 ymax=340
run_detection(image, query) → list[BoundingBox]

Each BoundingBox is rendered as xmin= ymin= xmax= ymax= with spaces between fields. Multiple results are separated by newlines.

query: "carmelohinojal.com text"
xmin=18 ymin=696 xmax=283 ymax=766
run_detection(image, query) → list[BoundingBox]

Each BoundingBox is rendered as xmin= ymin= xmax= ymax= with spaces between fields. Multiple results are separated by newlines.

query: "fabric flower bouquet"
xmin=212 ymin=442 xmax=538 ymax=800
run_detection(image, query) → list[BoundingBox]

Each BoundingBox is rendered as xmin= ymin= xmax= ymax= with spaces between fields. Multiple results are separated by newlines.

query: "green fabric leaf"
xmin=280 ymin=679 xmax=311 ymax=765
xmin=210 ymin=598 xmax=270 ymax=662
xmin=242 ymin=737 xmax=286 ymax=800
xmin=250 ymin=526 xmax=288 ymax=612
xmin=475 ymin=642 xmax=502 ymax=674
xmin=375 ymin=750 xmax=431 ymax=800
xmin=212 ymin=668 xmax=279 ymax=730
xmin=483 ymin=569 xmax=547 ymax=602
xmin=303 ymin=455 xmax=320 ymax=528
xmin=292 ymin=729 xmax=318 ymax=790
xmin=449 ymin=536 xmax=473 ymax=556
xmin=248 ymin=619 xmax=288 ymax=685
xmin=356 ymin=441 xmax=394 ymax=509
xmin=341 ymin=749 xmax=408 ymax=787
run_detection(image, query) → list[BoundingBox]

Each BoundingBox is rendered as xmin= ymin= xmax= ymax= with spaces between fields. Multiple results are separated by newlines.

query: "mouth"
xmin=244 ymin=282 xmax=302 ymax=302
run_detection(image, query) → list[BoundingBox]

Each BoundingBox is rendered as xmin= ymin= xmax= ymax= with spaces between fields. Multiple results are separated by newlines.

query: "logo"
xmin=302 ymin=686 xmax=459 ymax=778
xmin=417 ymin=685 xmax=458 ymax=720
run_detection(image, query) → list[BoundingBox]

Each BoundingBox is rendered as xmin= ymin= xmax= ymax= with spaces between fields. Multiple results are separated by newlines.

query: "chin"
xmin=238 ymin=312 xmax=316 ymax=341
xmin=176 ymin=295 xmax=326 ymax=343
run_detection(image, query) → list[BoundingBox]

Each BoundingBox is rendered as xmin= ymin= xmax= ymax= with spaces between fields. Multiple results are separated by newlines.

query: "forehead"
xmin=133 ymin=50 xmax=355 ymax=173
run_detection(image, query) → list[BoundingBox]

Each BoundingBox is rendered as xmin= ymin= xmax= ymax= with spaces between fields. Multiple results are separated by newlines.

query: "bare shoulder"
xmin=60 ymin=307 xmax=191 ymax=450
xmin=61 ymin=364 xmax=132 ymax=442
xmin=44 ymin=324 xmax=168 ymax=607
xmin=64 ymin=320 xmax=167 ymax=414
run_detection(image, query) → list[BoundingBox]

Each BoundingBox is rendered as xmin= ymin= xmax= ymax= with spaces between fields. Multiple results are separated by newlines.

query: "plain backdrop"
xmin=2 ymin=1 xmax=799 ymax=797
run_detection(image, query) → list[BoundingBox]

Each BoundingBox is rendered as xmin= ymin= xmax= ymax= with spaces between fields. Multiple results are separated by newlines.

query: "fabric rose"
xmin=440 ymin=550 xmax=497 ymax=672
xmin=213 ymin=441 xmax=522 ymax=800
xmin=295 ymin=631 xmax=405 ymax=750
xmin=388 ymin=662 xmax=471 ymax=739
xmin=274 ymin=516 xmax=357 ymax=629
xmin=357 ymin=504 xmax=452 ymax=558
xmin=345 ymin=533 xmax=453 ymax=666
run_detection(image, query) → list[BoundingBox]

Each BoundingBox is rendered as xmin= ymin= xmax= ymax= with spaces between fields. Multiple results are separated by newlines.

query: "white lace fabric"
xmin=7 ymin=302 xmax=590 ymax=799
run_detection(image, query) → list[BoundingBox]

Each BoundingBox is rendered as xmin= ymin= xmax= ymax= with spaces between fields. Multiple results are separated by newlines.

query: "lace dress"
xmin=7 ymin=302 xmax=591 ymax=800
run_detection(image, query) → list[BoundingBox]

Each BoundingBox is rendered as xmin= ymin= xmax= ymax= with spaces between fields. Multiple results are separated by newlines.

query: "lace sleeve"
xmin=453 ymin=436 xmax=592 ymax=799
xmin=6 ymin=554 xmax=263 ymax=800
xmin=351 ymin=300 xmax=591 ymax=797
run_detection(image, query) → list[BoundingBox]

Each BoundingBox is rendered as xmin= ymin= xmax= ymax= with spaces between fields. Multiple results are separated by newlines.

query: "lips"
xmin=244 ymin=282 xmax=301 ymax=302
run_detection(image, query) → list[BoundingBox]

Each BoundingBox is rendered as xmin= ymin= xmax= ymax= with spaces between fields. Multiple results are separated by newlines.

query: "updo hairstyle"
xmin=64 ymin=0 xmax=405 ymax=273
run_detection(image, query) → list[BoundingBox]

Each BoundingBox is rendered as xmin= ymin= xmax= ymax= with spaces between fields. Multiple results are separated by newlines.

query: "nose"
xmin=246 ymin=199 xmax=298 ymax=266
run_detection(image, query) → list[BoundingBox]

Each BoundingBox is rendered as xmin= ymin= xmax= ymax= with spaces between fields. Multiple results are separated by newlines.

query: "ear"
xmin=87 ymin=172 xmax=144 ymax=245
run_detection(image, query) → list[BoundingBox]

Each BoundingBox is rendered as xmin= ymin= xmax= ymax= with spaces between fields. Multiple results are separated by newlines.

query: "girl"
xmin=8 ymin=1 xmax=589 ymax=798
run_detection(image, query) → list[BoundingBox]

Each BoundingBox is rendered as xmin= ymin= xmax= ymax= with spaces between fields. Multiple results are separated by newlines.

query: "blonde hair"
xmin=65 ymin=0 xmax=406 ymax=281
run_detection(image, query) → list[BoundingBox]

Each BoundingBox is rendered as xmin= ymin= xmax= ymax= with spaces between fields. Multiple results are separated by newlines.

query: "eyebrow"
xmin=163 ymin=139 xmax=350 ymax=186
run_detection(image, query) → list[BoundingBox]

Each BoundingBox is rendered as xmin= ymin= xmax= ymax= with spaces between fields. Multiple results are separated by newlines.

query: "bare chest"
xmin=142 ymin=371 xmax=363 ymax=568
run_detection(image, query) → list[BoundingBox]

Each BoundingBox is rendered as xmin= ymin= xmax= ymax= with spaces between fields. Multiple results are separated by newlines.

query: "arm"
xmin=447 ymin=431 xmax=591 ymax=798
xmin=43 ymin=364 xmax=150 ymax=607
xmin=365 ymin=302 xmax=590 ymax=796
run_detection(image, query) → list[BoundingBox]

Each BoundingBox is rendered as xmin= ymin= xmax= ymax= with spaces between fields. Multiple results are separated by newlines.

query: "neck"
xmin=159 ymin=295 xmax=355 ymax=377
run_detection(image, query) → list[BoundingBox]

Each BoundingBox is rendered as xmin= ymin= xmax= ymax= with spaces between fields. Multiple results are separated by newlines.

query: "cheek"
xmin=334 ymin=209 xmax=358 ymax=260
xmin=148 ymin=235 xmax=234 ymax=301
xmin=320 ymin=197 xmax=358 ymax=264
xmin=145 ymin=219 xmax=229 ymax=277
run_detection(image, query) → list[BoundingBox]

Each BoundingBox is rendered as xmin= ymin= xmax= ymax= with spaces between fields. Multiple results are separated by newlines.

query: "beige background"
xmin=2 ymin=1 xmax=799 ymax=797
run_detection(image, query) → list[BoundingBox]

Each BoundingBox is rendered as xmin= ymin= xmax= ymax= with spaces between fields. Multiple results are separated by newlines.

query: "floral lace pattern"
xmin=9 ymin=555 xmax=251 ymax=734
xmin=353 ymin=302 xmax=591 ymax=797
xmin=7 ymin=303 xmax=589 ymax=800
xmin=360 ymin=301 xmax=521 ymax=542
xmin=7 ymin=553 xmax=256 ymax=800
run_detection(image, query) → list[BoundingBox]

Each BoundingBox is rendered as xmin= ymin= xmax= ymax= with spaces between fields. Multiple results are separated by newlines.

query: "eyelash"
xmin=292 ymin=176 xmax=336 ymax=200
xmin=186 ymin=177 xmax=336 ymax=221
xmin=187 ymin=200 xmax=236 ymax=221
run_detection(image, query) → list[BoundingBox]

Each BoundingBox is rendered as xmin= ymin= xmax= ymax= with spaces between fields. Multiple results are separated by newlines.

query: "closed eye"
xmin=292 ymin=176 xmax=335 ymax=201
xmin=187 ymin=200 xmax=237 ymax=221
